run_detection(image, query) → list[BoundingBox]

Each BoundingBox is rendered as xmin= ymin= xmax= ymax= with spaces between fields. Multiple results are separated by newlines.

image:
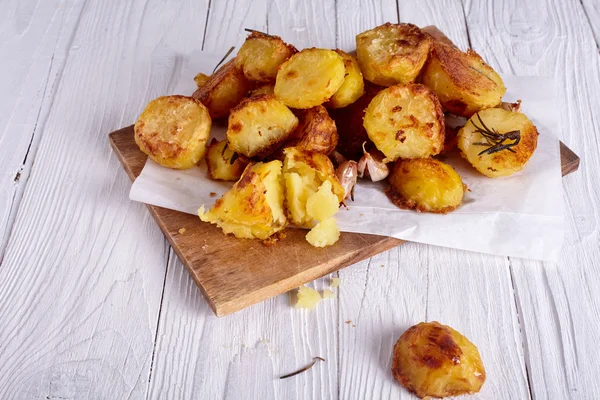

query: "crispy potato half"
xmin=458 ymin=108 xmax=539 ymax=177
xmin=194 ymin=72 xmax=210 ymax=88
xmin=326 ymin=50 xmax=365 ymax=109
xmin=192 ymin=58 xmax=252 ymax=119
xmin=134 ymin=95 xmax=211 ymax=169
xmin=205 ymin=139 xmax=249 ymax=181
xmin=283 ymin=147 xmax=344 ymax=227
xmin=356 ymin=23 xmax=432 ymax=87
xmin=199 ymin=160 xmax=286 ymax=239
xmin=363 ymin=83 xmax=445 ymax=161
xmin=235 ymin=30 xmax=297 ymax=83
xmin=387 ymin=158 xmax=464 ymax=213
xmin=227 ymin=95 xmax=299 ymax=158
xmin=275 ymin=48 xmax=346 ymax=109
xmin=421 ymin=41 xmax=506 ymax=117
xmin=286 ymin=106 xmax=338 ymax=155
xmin=392 ymin=321 xmax=486 ymax=398
xmin=330 ymin=81 xmax=382 ymax=160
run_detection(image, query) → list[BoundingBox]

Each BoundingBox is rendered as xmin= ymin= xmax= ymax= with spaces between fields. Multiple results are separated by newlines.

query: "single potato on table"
xmin=275 ymin=48 xmax=346 ymax=109
xmin=192 ymin=58 xmax=252 ymax=119
xmin=392 ymin=321 xmax=486 ymax=398
xmin=134 ymin=95 xmax=211 ymax=169
xmin=199 ymin=161 xmax=286 ymax=240
xmin=458 ymin=108 xmax=539 ymax=177
xmin=205 ymin=139 xmax=249 ymax=181
xmin=285 ymin=106 xmax=338 ymax=155
xmin=363 ymin=83 xmax=445 ymax=161
xmin=421 ymin=40 xmax=506 ymax=117
xmin=235 ymin=30 xmax=297 ymax=83
xmin=226 ymin=94 xmax=298 ymax=158
xmin=326 ymin=50 xmax=365 ymax=109
xmin=387 ymin=158 xmax=465 ymax=213
xmin=356 ymin=23 xmax=432 ymax=86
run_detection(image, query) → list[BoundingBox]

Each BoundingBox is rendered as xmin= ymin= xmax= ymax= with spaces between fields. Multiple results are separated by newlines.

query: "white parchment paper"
xmin=130 ymin=51 xmax=564 ymax=261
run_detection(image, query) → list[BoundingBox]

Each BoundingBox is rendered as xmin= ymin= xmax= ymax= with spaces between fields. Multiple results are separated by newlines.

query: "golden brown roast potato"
xmin=282 ymin=147 xmax=344 ymax=228
xmin=387 ymin=158 xmax=465 ymax=213
xmin=205 ymin=139 xmax=249 ymax=181
xmin=235 ymin=30 xmax=297 ymax=83
xmin=326 ymin=50 xmax=365 ymax=109
xmin=199 ymin=160 xmax=286 ymax=239
xmin=458 ymin=108 xmax=538 ymax=177
xmin=392 ymin=321 xmax=486 ymax=398
xmin=286 ymin=106 xmax=338 ymax=155
xmin=363 ymin=83 xmax=445 ymax=161
xmin=226 ymin=94 xmax=298 ymax=158
xmin=192 ymin=58 xmax=252 ymax=119
xmin=274 ymin=48 xmax=346 ymax=109
xmin=134 ymin=95 xmax=211 ymax=169
xmin=194 ymin=72 xmax=210 ymax=88
xmin=421 ymin=41 xmax=506 ymax=117
xmin=356 ymin=23 xmax=432 ymax=86
xmin=247 ymin=83 xmax=275 ymax=97
xmin=329 ymin=81 xmax=382 ymax=160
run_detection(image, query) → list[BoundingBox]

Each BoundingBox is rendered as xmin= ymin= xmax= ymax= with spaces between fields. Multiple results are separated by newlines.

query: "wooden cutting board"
xmin=109 ymin=127 xmax=579 ymax=316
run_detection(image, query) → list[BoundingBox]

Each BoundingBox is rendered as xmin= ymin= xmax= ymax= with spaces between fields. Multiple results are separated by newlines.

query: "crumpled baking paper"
xmin=130 ymin=51 xmax=564 ymax=261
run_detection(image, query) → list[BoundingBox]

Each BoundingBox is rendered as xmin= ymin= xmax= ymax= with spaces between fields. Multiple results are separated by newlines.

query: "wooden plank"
xmin=465 ymin=0 xmax=600 ymax=398
xmin=0 ymin=0 xmax=211 ymax=398
xmin=0 ymin=0 xmax=86 ymax=260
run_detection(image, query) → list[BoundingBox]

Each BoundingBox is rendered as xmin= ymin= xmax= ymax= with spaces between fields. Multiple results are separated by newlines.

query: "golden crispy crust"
xmin=286 ymin=106 xmax=339 ymax=155
xmin=244 ymin=30 xmax=298 ymax=54
xmin=236 ymin=31 xmax=298 ymax=83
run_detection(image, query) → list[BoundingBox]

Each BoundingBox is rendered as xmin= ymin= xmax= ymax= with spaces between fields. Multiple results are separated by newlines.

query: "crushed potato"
xmin=294 ymin=286 xmax=322 ymax=308
xmin=306 ymin=217 xmax=340 ymax=247
xmin=305 ymin=181 xmax=340 ymax=222
xmin=330 ymin=277 xmax=341 ymax=288
xmin=322 ymin=289 xmax=336 ymax=299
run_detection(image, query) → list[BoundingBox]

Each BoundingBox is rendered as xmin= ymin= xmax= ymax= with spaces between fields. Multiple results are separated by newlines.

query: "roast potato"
xmin=226 ymin=95 xmax=298 ymax=158
xmin=363 ymin=83 xmax=445 ymax=161
xmin=134 ymin=95 xmax=211 ymax=169
xmin=356 ymin=23 xmax=432 ymax=86
xmin=198 ymin=160 xmax=286 ymax=239
xmin=192 ymin=58 xmax=252 ymax=119
xmin=387 ymin=158 xmax=464 ymax=213
xmin=275 ymin=48 xmax=346 ymax=109
xmin=248 ymin=83 xmax=275 ymax=97
xmin=326 ymin=50 xmax=365 ymax=109
xmin=392 ymin=321 xmax=486 ymax=398
xmin=421 ymin=41 xmax=506 ymax=117
xmin=235 ymin=30 xmax=297 ymax=83
xmin=194 ymin=72 xmax=210 ymax=88
xmin=205 ymin=139 xmax=249 ymax=181
xmin=286 ymin=106 xmax=338 ymax=155
xmin=283 ymin=147 xmax=344 ymax=227
xmin=458 ymin=108 xmax=539 ymax=177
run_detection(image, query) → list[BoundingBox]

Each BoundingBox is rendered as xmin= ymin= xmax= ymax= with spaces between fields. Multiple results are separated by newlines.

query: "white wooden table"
xmin=1 ymin=0 xmax=599 ymax=398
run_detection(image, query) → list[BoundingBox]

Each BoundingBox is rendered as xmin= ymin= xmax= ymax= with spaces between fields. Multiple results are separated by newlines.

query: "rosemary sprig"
xmin=229 ymin=152 xmax=239 ymax=165
xmin=279 ymin=357 xmax=325 ymax=379
xmin=471 ymin=113 xmax=521 ymax=156
xmin=212 ymin=46 xmax=236 ymax=73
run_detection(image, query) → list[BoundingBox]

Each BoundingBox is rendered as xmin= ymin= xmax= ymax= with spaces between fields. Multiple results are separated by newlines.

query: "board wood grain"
xmin=110 ymin=123 xmax=578 ymax=317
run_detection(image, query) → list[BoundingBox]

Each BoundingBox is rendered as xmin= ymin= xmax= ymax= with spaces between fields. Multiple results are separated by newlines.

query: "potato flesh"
xmin=287 ymin=106 xmax=339 ymax=155
xmin=421 ymin=42 xmax=506 ymax=117
xmin=294 ymin=286 xmax=322 ymax=308
xmin=198 ymin=161 xmax=286 ymax=239
xmin=227 ymin=95 xmax=298 ymax=158
xmin=275 ymin=48 xmax=346 ymax=109
xmin=356 ymin=23 xmax=431 ymax=86
xmin=192 ymin=59 xmax=252 ymax=119
xmin=134 ymin=95 xmax=211 ymax=169
xmin=248 ymin=83 xmax=275 ymax=97
xmin=388 ymin=158 xmax=464 ymax=213
xmin=235 ymin=32 xmax=296 ymax=82
xmin=458 ymin=108 xmax=539 ymax=177
xmin=392 ymin=321 xmax=486 ymax=398
xmin=363 ymin=84 xmax=445 ymax=161
xmin=206 ymin=139 xmax=248 ymax=181
xmin=327 ymin=50 xmax=365 ymax=108
xmin=305 ymin=217 xmax=340 ymax=248
xmin=305 ymin=181 xmax=340 ymax=222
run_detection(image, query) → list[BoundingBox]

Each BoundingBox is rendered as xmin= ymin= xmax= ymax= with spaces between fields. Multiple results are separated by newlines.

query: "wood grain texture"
xmin=465 ymin=0 xmax=600 ymax=398
xmin=0 ymin=0 xmax=86 ymax=260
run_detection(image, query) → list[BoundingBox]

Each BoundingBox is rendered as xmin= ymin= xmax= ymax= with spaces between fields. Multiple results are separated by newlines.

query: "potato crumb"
xmin=263 ymin=231 xmax=287 ymax=247
xmin=381 ymin=264 xmax=385 ymax=268
xmin=330 ymin=277 xmax=341 ymax=288
xmin=178 ymin=228 xmax=187 ymax=234
xmin=210 ymin=192 xmax=217 ymax=197
xmin=306 ymin=217 xmax=340 ymax=247
xmin=345 ymin=320 xmax=352 ymax=324
xmin=294 ymin=286 xmax=322 ymax=309
xmin=322 ymin=289 xmax=336 ymax=299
